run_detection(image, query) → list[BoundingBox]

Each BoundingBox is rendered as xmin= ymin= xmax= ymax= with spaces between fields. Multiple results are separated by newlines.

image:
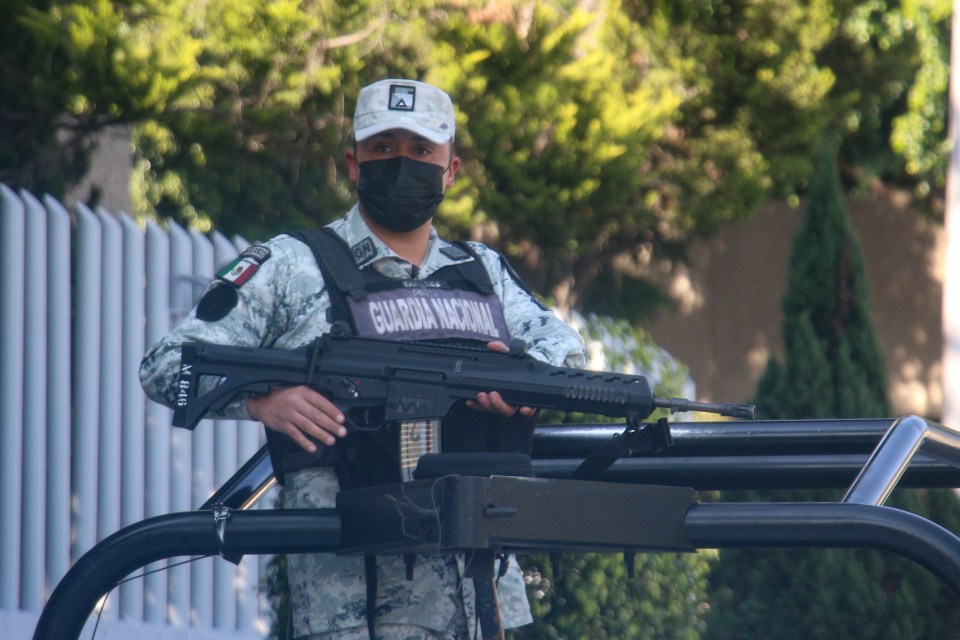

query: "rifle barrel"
xmin=656 ymin=397 xmax=756 ymax=419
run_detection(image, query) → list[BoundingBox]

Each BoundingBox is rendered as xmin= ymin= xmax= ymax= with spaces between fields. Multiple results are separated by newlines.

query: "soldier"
xmin=140 ymin=78 xmax=586 ymax=640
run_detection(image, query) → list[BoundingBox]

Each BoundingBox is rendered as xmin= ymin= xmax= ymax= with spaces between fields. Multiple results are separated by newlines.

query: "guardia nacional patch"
xmin=240 ymin=245 xmax=271 ymax=263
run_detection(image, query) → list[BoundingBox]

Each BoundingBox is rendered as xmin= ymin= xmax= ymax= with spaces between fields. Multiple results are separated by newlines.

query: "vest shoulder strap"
xmin=286 ymin=228 xmax=361 ymax=331
xmin=288 ymin=228 xmax=369 ymax=300
xmin=447 ymin=240 xmax=495 ymax=294
xmin=291 ymin=229 xmax=496 ymax=297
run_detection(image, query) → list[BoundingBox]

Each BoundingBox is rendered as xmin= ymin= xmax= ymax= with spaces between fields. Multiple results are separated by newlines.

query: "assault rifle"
xmin=173 ymin=329 xmax=755 ymax=431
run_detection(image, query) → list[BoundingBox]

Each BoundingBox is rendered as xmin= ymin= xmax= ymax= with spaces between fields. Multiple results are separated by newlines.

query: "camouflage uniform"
xmin=140 ymin=205 xmax=587 ymax=639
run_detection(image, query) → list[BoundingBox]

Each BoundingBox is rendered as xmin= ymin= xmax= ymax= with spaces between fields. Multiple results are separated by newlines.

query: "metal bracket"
xmin=212 ymin=503 xmax=231 ymax=547
xmin=211 ymin=503 xmax=245 ymax=564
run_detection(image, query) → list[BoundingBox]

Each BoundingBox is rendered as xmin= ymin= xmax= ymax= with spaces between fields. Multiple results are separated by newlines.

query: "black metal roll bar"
xmin=34 ymin=416 xmax=960 ymax=639
xmin=206 ymin=417 xmax=960 ymax=509
xmin=33 ymin=510 xmax=341 ymax=639
xmin=34 ymin=501 xmax=960 ymax=639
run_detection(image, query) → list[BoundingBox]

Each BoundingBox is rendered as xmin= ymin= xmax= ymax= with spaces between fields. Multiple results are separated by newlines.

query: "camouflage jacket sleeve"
xmin=464 ymin=241 xmax=587 ymax=369
xmin=138 ymin=235 xmax=332 ymax=418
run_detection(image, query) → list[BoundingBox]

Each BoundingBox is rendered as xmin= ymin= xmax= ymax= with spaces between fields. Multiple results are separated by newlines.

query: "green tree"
xmin=631 ymin=0 xmax=951 ymax=200
xmin=755 ymin=137 xmax=889 ymax=420
xmin=0 ymin=0 xmax=92 ymax=195
xmin=703 ymin=141 xmax=960 ymax=640
xmin=16 ymin=0 xmax=419 ymax=236
xmin=516 ymin=552 xmax=710 ymax=640
xmin=5 ymin=1 xmax=951 ymax=313
xmin=432 ymin=1 xmax=768 ymax=312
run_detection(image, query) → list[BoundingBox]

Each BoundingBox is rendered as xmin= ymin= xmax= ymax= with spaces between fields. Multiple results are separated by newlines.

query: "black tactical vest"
xmin=266 ymin=228 xmax=535 ymax=487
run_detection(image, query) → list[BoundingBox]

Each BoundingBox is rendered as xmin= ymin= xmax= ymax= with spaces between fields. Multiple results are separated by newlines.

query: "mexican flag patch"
xmin=217 ymin=257 xmax=260 ymax=287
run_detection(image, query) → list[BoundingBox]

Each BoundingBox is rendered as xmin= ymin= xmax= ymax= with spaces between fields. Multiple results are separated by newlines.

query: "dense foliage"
xmin=703 ymin=142 xmax=960 ymax=640
xmin=1 ymin=0 xmax=951 ymax=312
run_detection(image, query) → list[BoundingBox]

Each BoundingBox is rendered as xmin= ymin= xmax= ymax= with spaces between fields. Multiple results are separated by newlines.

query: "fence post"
xmin=119 ymin=212 xmax=146 ymax=620
xmin=43 ymin=194 xmax=73 ymax=599
xmin=21 ymin=190 xmax=49 ymax=612
xmin=143 ymin=220 xmax=172 ymax=624
xmin=0 ymin=185 xmax=26 ymax=610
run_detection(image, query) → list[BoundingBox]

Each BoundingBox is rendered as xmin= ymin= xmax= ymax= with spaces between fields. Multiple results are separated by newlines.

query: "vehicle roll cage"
xmin=33 ymin=416 xmax=960 ymax=639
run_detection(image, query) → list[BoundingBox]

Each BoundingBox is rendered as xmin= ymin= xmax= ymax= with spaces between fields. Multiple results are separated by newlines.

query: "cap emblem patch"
xmin=389 ymin=85 xmax=416 ymax=111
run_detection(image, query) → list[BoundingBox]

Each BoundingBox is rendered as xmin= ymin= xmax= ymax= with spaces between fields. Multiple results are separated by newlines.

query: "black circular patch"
xmin=196 ymin=282 xmax=239 ymax=322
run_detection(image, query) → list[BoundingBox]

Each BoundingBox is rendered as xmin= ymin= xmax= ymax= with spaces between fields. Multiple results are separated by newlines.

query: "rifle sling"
xmin=571 ymin=417 xmax=671 ymax=481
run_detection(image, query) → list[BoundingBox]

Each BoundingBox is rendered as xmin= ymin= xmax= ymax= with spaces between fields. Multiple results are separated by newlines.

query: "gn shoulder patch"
xmin=350 ymin=238 xmax=377 ymax=266
xmin=196 ymin=282 xmax=239 ymax=322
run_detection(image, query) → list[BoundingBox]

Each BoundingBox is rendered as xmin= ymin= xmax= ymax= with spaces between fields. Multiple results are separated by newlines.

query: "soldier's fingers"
xmin=286 ymin=390 xmax=346 ymax=443
xmin=469 ymin=392 xmax=495 ymax=412
xmin=300 ymin=388 xmax=346 ymax=427
xmin=486 ymin=391 xmax=520 ymax=417
xmin=486 ymin=341 xmax=510 ymax=353
xmin=250 ymin=386 xmax=346 ymax=451
xmin=468 ymin=391 xmax=513 ymax=417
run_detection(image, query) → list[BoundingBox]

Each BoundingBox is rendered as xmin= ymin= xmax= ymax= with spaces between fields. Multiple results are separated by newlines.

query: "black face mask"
xmin=357 ymin=156 xmax=446 ymax=233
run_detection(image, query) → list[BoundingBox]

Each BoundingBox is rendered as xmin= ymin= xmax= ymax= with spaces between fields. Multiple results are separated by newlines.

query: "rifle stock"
xmin=173 ymin=332 xmax=754 ymax=430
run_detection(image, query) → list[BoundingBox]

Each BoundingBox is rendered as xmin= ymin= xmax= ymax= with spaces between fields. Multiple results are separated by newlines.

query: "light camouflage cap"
xmin=354 ymin=79 xmax=455 ymax=144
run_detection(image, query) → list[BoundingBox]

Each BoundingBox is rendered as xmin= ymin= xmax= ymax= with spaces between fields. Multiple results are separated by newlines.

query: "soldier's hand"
xmin=247 ymin=385 xmax=347 ymax=453
xmin=465 ymin=341 xmax=538 ymax=418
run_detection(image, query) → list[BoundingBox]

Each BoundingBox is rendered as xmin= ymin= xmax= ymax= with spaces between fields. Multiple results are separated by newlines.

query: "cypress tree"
xmin=756 ymin=135 xmax=888 ymax=422
xmin=704 ymin=140 xmax=960 ymax=640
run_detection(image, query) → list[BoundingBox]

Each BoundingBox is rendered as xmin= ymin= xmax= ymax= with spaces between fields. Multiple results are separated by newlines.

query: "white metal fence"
xmin=0 ymin=184 xmax=273 ymax=639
